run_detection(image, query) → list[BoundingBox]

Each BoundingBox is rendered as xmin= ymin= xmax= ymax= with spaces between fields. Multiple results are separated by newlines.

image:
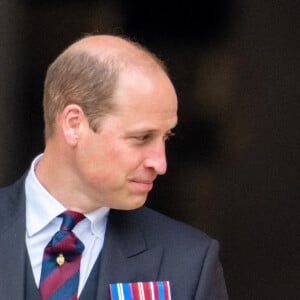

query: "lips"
xmin=130 ymin=179 xmax=154 ymax=192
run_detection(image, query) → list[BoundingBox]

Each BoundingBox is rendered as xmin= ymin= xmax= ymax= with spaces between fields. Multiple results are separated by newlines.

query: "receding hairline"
xmin=62 ymin=34 xmax=167 ymax=74
xmin=43 ymin=34 xmax=170 ymax=139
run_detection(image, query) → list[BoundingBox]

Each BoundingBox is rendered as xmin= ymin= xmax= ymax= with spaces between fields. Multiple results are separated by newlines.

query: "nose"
xmin=144 ymin=142 xmax=167 ymax=175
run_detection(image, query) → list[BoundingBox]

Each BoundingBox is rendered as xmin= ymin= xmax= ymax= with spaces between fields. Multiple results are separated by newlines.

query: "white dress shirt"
xmin=25 ymin=154 xmax=110 ymax=296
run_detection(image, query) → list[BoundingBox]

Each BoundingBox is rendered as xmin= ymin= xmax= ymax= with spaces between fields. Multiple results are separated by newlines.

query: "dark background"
xmin=0 ymin=0 xmax=299 ymax=299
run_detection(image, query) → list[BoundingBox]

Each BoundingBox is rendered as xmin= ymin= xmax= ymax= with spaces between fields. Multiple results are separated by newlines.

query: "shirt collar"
xmin=85 ymin=206 xmax=110 ymax=238
xmin=25 ymin=153 xmax=110 ymax=238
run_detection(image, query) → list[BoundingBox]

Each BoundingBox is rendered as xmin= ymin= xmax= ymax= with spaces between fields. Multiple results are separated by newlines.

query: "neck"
xmin=35 ymin=149 xmax=100 ymax=214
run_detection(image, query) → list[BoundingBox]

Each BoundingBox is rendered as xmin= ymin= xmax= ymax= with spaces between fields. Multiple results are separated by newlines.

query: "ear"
xmin=61 ymin=104 xmax=86 ymax=146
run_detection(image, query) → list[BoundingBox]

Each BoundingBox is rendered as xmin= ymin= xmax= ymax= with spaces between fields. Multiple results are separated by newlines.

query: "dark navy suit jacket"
xmin=0 ymin=174 xmax=228 ymax=299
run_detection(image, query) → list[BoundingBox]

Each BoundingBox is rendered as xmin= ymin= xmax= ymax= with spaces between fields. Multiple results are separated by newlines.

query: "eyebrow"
xmin=124 ymin=120 xmax=177 ymax=135
xmin=127 ymin=126 xmax=176 ymax=135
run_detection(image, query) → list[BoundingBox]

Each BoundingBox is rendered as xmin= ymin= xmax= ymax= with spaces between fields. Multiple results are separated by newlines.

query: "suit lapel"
xmin=0 ymin=177 xmax=27 ymax=300
xmin=96 ymin=210 xmax=163 ymax=300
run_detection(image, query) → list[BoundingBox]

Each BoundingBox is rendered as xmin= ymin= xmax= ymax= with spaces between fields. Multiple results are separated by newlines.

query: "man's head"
xmin=39 ymin=35 xmax=178 ymax=212
xmin=43 ymin=35 xmax=168 ymax=139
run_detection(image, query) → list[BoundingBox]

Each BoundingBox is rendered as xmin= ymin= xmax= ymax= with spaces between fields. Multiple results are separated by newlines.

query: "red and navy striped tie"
xmin=39 ymin=210 xmax=85 ymax=300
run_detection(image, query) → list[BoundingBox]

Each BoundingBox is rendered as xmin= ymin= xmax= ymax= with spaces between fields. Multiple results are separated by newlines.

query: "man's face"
xmin=75 ymin=68 xmax=178 ymax=211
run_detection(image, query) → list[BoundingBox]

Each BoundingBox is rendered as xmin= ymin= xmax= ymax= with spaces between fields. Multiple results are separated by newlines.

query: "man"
xmin=0 ymin=34 xmax=228 ymax=299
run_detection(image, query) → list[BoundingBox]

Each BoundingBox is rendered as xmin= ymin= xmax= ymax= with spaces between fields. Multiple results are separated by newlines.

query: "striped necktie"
xmin=39 ymin=210 xmax=85 ymax=300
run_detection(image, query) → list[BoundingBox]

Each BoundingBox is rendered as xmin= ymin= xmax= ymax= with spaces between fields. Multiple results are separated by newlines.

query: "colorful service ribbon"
xmin=109 ymin=281 xmax=172 ymax=300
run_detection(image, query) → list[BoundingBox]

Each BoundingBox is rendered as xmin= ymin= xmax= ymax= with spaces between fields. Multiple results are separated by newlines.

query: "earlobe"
xmin=61 ymin=104 xmax=84 ymax=146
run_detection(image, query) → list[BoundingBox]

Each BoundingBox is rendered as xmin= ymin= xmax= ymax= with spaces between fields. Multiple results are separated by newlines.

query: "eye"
xmin=133 ymin=134 xmax=152 ymax=142
xmin=164 ymin=131 xmax=175 ymax=141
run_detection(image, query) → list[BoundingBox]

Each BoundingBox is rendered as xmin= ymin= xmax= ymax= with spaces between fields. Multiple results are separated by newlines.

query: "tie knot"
xmin=59 ymin=210 xmax=85 ymax=231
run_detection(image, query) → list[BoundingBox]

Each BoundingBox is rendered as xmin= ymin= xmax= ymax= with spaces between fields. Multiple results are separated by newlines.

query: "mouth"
xmin=129 ymin=179 xmax=154 ymax=192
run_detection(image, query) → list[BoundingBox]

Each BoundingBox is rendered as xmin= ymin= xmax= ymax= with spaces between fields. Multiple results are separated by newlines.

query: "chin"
xmin=123 ymin=195 xmax=148 ymax=210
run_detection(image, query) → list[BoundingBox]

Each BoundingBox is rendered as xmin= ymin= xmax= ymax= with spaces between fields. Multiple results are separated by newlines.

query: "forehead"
xmin=108 ymin=67 xmax=178 ymax=130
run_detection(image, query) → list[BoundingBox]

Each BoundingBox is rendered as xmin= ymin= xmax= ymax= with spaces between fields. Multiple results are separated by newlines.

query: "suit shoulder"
xmin=0 ymin=174 xmax=26 ymax=214
xmin=125 ymin=206 xmax=214 ymax=248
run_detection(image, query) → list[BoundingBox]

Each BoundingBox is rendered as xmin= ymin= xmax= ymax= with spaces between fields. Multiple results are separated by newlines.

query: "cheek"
xmin=104 ymin=146 xmax=146 ymax=178
xmin=82 ymin=132 xmax=145 ymax=175
xmin=89 ymin=142 xmax=128 ymax=175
